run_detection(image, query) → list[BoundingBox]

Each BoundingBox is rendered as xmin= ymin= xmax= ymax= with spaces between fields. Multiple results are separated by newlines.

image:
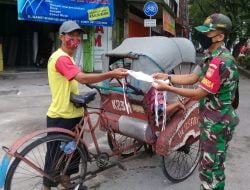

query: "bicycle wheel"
xmin=161 ymin=138 xmax=201 ymax=183
xmin=5 ymin=134 xmax=87 ymax=190
xmin=107 ymin=132 xmax=143 ymax=157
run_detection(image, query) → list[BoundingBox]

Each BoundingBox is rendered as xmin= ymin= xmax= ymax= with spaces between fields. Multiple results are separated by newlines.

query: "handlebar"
xmin=86 ymin=84 xmax=132 ymax=93
xmin=126 ymin=83 xmax=144 ymax=95
xmin=86 ymin=84 xmax=143 ymax=95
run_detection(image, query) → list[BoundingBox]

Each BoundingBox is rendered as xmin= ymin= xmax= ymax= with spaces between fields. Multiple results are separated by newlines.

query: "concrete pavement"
xmin=0 ymin=73 xmax=249 ymax=190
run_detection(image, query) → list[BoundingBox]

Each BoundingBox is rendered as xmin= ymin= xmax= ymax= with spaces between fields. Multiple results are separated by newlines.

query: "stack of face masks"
xmin=126 ymin=70 xmax=168 ymax=131
xmin=121 ymin=78 xmax=132 ymax=114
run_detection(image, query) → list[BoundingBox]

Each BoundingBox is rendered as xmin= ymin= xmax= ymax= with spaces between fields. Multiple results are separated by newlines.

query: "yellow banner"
xmin=88 ymin=6 xmax=110 ymax=21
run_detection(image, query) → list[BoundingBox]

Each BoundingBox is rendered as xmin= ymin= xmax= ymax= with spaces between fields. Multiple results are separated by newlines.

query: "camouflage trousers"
xmin=199 ymin=114 xmax=239 ymax=190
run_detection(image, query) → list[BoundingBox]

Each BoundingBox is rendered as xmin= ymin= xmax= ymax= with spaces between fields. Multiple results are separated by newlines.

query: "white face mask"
xmin=127 ymin=70 xmax=154 ymax=83
xmin=127 ymin=70 xmax=169 ymax=84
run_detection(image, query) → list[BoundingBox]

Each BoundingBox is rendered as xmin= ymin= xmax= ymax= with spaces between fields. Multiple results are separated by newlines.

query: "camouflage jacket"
xmin=194 ymin=46 xmax=239 ymax=123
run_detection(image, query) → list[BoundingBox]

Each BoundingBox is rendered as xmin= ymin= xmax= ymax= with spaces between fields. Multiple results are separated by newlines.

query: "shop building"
xmin=0 ymin=0 xmax=190 ymax=72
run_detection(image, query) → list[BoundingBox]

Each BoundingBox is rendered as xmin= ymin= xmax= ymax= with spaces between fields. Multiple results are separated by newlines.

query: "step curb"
xmin=0 ymin=72 xmax=47 ymax=80
xmin=238 ymin=66 xmax=250 ymax=79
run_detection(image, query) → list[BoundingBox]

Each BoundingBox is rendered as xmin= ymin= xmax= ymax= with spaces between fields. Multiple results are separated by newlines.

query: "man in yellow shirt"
xmin=44 ymin=21 xmax=127 ymax=190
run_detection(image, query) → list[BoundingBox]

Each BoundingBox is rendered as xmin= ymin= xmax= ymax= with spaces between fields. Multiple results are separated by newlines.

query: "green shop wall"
xmin=82 ymin=26 xmax=94 ymax=72
xmin=114 ymin=18 xmax=124 ymax=47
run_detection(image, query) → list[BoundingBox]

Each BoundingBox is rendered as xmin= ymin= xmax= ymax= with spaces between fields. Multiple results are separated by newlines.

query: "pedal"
xmin=96 ymin=152 xmax=109 ymax=168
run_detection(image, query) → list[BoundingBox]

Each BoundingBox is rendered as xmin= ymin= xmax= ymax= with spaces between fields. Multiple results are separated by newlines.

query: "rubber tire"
xmin=4 ymin=134 xmax=88 ymax=190
xmin=161 ymin=140 xmax=201 ymax=183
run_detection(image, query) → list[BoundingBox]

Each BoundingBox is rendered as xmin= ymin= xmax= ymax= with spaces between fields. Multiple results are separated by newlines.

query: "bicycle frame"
xmin=81 ymin=106 xmax=144 ymax=158
xmin=2 ymin=103 xmax=142 ymax=179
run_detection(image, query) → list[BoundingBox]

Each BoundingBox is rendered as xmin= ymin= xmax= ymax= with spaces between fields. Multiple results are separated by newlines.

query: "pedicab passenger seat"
xmin=102 ymin=37 xmax=197 ymax=95
xmin=70 ymin=92 xmax=97 ymax=108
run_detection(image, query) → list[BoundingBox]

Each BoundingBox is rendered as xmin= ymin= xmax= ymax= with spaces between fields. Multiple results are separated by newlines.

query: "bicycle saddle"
xmin=70 ymin=91 xmax=97 ymax=108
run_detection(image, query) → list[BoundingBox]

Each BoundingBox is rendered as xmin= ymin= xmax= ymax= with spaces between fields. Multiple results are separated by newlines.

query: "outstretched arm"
xmin=166 ymin=86 xmax=208 ymax=100
xmin=74 ymin=68 xmax=128 ymax=84
xmin=152 ymin=72 xmax=199 ymax=85
xmin=152 ymin=81 xmax=208 ymax=100
xmin=55 ymin=56 xmax=128 ymax=84
xmin=169 ymin=73 xmax=200 ymax=85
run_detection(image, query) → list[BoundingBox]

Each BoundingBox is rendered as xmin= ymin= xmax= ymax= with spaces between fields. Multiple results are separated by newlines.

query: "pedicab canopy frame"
xmin=101 ymin=36 xmax=196 ymax=93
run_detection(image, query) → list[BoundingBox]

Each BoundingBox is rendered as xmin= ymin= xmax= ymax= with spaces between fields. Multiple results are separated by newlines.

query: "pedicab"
xmin=0 ymin=36 xmax=201 ymax=190
xmin=95 ymin=36 xmax=201 ymax=182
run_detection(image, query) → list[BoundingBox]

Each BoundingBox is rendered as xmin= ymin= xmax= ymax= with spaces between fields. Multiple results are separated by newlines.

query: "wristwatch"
xmin=168 ymin=75 xmax=172 ymax=83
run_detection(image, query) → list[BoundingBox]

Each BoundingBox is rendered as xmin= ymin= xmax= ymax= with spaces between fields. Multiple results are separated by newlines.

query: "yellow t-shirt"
xmin=47 ymin=49 xmax=84 ymax=118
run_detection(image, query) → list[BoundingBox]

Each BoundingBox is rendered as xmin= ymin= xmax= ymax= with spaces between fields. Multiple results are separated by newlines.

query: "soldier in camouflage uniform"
xmin=152 ymin=13 xmax=239 ymax=190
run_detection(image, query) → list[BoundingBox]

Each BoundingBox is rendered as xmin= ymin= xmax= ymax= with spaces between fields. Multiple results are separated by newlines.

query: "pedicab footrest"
xmin=70 ymin=92 xmax=97 ymax=108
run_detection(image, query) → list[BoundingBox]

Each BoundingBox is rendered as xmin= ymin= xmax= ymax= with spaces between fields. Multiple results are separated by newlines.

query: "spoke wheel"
xmin=162 ymin=62 xmax=200 ymax=183
xmin=5 ymin=134 xmax=87 ymax=190
xmin=107 ymin=132 xmax=143 ymax=158
xmin=161 ymin=138 xmax=201 ymax=183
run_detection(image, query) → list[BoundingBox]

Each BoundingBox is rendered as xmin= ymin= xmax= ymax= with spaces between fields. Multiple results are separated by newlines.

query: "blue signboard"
xmin=143 ymin=1 xmax=158 ymax=17
xmin=18 ymin=0 xmax=114 ymax=26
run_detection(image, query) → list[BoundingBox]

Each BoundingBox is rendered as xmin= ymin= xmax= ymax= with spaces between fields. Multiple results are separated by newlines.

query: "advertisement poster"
xmin=18 ymin=0 xmax=114 ymax=26
xmin=163 ymin=9 xmax=176 ymax=36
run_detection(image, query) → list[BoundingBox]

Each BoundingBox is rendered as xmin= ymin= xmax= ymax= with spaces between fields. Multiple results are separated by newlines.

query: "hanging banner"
xmin=18 ymin=0 xmax=114 ymax=26
xmin=163 ymin=9 xmax=176 ymax=36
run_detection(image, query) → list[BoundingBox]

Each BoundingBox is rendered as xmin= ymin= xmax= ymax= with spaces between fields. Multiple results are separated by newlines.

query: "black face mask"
xmin=198 ymin=33 xmax=222 ymax=50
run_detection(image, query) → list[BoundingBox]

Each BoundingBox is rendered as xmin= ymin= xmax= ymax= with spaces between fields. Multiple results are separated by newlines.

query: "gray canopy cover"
xmin=105 ymin=36 xmax=196 ymax=72
xmin=102 ymin=36 xmax=196 ymax=93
